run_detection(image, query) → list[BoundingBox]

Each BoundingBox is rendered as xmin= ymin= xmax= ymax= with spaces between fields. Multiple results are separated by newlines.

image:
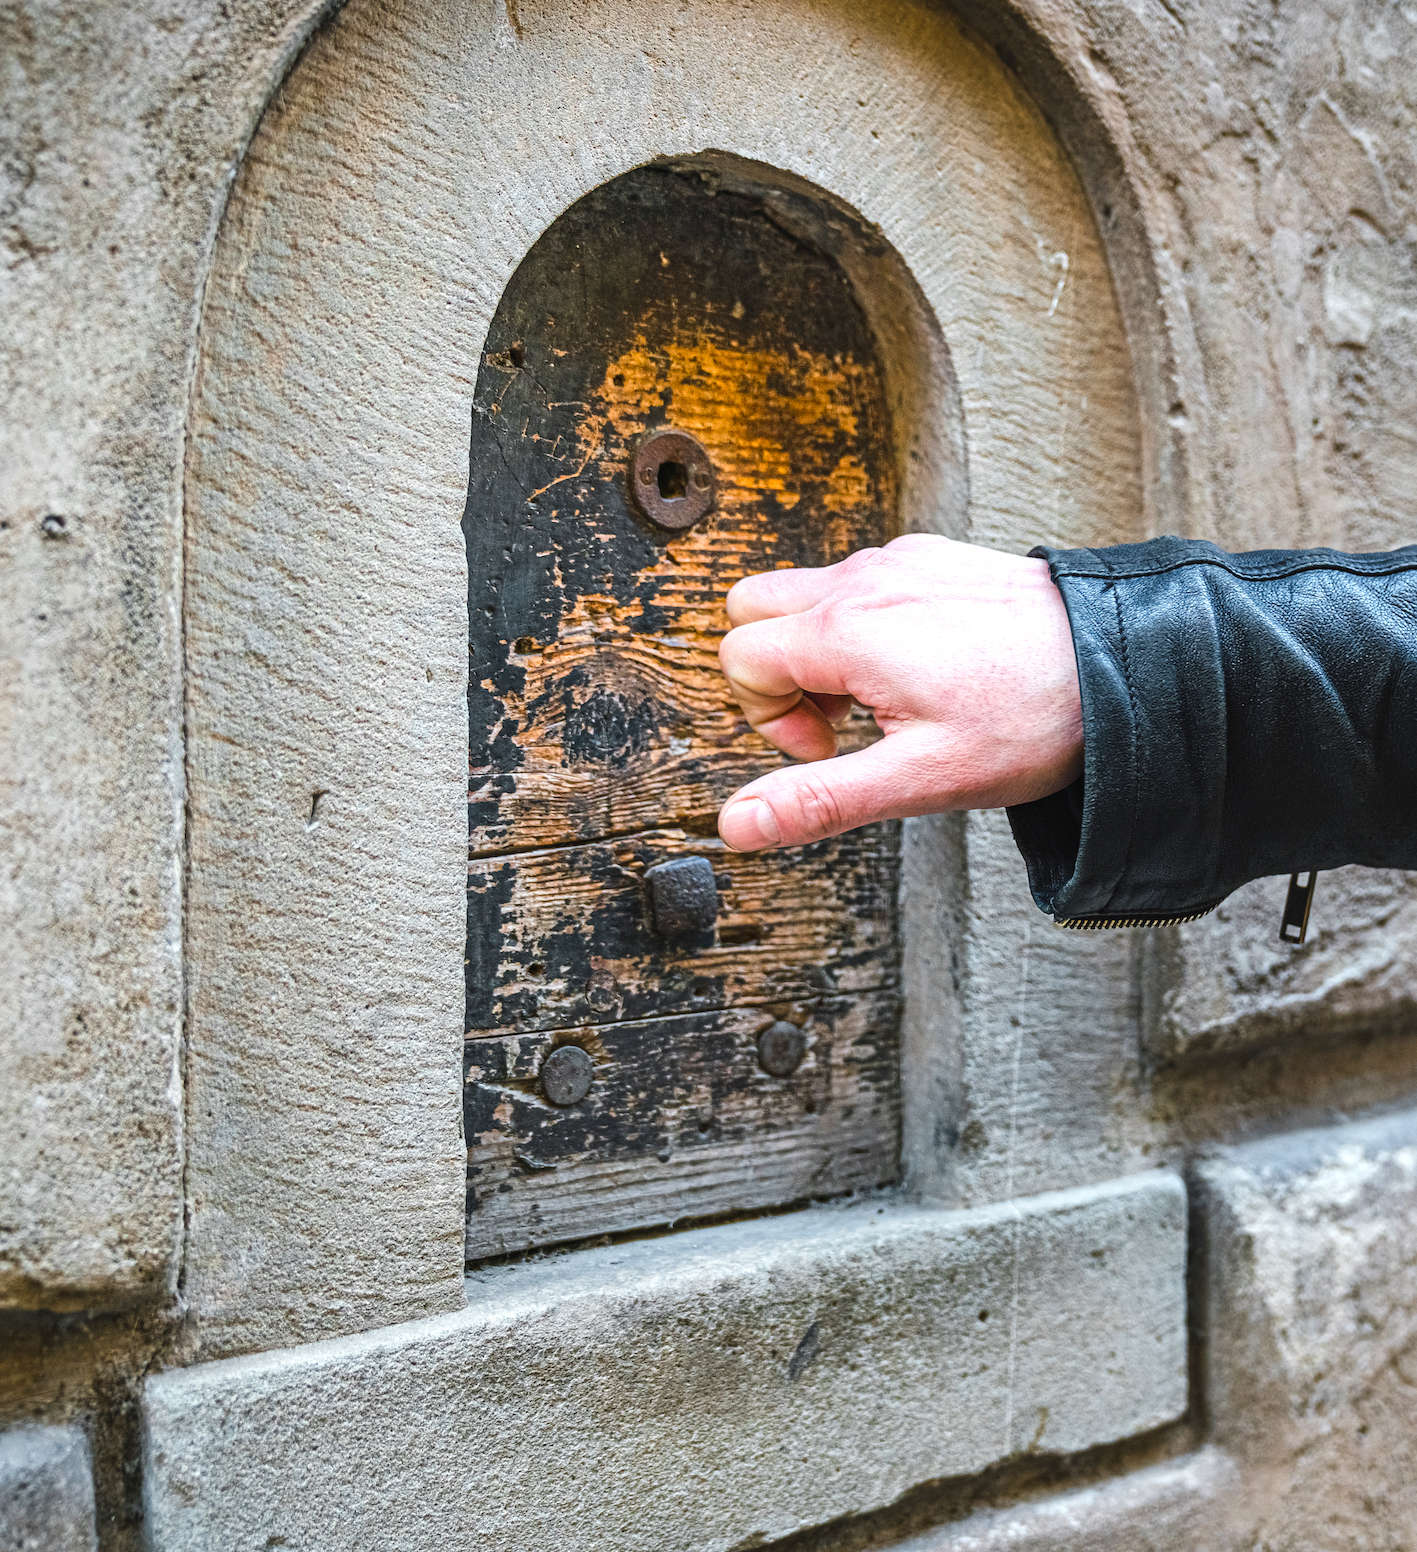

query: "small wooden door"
xmin=463 ymin=165 xmax=901 ymax=1260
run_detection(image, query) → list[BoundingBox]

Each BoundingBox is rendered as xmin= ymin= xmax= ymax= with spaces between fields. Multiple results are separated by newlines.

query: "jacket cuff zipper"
xmin=1053 ymin=871 xmax=1318 ymax=944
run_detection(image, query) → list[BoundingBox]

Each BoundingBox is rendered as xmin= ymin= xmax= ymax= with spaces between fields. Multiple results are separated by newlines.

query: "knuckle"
xmin=884 ymin=532 xmax=934 ymax=552
xmin=719 ymin=631 xmax=760 ymax=694
xmin=719 ymin=621 xmax=758 ymax=668
xmin=817 ymin=590 xmax=865 ymax=632
xmin=784 ymin=770 xmax=845 ymax=839
xmin=813 ymin=596 xmax=865 ymax=660
xmin=815 ymin=595 xmax=851 ymax=634
xmin=735 ymin=568 xmax=778 ymax=605
xmin=842 ymin=546 xmax=884 ymax=575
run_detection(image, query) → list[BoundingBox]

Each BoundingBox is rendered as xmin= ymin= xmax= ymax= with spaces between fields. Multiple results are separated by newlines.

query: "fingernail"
xmin=720 ymin=797 xmax=781 ymax=851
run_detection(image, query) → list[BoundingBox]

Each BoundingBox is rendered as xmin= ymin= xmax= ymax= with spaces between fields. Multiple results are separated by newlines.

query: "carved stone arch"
xmin=182 ymin=0 xmax=1142 ymax=1360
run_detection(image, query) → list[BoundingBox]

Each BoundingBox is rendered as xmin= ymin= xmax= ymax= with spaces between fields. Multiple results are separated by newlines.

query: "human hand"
xmin=716 ymin=534 xmax=1083 ymax=850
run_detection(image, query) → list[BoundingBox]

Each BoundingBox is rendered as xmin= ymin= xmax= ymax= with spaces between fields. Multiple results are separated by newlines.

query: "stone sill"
xmin=143 ymin=1171 xmax=1187 ymax=1551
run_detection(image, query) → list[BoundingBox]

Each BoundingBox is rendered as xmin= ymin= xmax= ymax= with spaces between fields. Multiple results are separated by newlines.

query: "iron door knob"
xmin=645 ymin=856 xmax=719 ymax=940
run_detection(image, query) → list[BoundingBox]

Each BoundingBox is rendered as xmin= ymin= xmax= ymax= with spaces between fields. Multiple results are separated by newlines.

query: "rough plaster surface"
xmin=0 ymin=0 xmax=336 ymax=1310
xmin=1148 ymin=866 xmax=1417 ymax=1063
xmin=1 ymin=0 xmax=1412 ymax=1326
xmin=6 ymin=0 xmax=1417 ymax=1548
xmin=0 ymin=1425 xmax=96 ymax=1552
xmin=142 ymin=1175 xmax=1187 ymax=1552
xmin=1197 ymin=1109 xmax=1417 ymax=1550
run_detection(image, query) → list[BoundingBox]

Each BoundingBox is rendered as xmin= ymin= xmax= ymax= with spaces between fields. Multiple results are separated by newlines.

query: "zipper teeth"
xmin=1053 ymin=903 xmax=1219 ymax=931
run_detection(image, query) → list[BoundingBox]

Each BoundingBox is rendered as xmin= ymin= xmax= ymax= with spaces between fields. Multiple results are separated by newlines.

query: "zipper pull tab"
xmin=1280 ymin=871 xmax=1317 ymax=945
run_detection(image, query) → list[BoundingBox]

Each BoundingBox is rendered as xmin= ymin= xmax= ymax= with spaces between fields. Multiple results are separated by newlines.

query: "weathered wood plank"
xmin=466 ymin=824 xmax=899 ymax=1034
xmin=464 ymin=165 xmax=897 ymax=853
xmin=464 ymin=992 xmax=901 ymax=1259
xmin=463 ymin=166 xmax=902 ymax=1259
xmin=469 ymin=643 xmax=883 ymax=859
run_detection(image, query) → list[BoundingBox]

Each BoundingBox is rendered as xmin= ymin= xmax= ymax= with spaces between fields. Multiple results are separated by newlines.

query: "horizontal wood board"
xmin=465 ymin=992 xmax=901 ymax=1259
xmin=466 ymin=824 xmax=899 ymax=1033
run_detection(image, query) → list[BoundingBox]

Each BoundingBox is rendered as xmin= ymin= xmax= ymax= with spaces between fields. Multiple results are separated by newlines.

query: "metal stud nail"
xmin=757 ymin=1021 xmax=807 ymax=1078
xmin=645 ymin=855 xmax=719 ymax=939
xmin=540 ymin=1044 xmax=594 ymax=1106
xmin=585 ymin=969 xmax=622 ymax=1018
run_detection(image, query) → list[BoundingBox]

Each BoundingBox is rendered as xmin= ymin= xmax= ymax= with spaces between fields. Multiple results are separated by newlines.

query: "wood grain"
xmin=464 ymin=166 xmax=898 ymax=853
xmin=466 ymin=824 xmax=899 ymax=1034
xmin=465 ymin=992 xmax=901 ymax=1259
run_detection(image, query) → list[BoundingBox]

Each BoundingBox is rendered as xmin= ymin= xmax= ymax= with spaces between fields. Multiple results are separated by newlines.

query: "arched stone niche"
xmin=183 ymin=0 xmax=1141 ymax=1357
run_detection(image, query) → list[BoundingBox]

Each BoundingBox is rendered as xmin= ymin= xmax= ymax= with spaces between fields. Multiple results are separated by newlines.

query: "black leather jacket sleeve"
xmin=1006 ymin=537 xmax=1417 ymax=926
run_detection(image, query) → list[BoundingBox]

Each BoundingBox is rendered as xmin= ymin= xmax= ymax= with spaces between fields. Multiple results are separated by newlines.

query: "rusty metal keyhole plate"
xmin=630 ymin=428 xmax=716 ymax=531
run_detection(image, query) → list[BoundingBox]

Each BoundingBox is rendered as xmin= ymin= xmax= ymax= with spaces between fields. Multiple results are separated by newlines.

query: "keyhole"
xmin=656 ymin=460 xmax=689 ymax=500
xmin=629 ymin=428 xmax=715 ymax=531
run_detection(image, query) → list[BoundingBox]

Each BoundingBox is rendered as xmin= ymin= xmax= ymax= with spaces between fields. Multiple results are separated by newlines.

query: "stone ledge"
xmin=891 ymin=1447 xmax=1238 ymax=1550
xmin=0 ymin=1424 xmax=97 ymax=1552
xmin=142 ymin=1172 xmax=1186 ymax=1552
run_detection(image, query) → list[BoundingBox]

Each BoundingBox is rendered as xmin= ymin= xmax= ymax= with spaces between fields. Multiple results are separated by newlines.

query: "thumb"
xmin=718 ymin=734 xmax=927 ymax=850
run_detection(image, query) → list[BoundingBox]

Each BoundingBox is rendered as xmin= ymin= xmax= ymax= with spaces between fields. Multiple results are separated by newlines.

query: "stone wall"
xmin=3 ymin=0 xmax=1415 ymax=1547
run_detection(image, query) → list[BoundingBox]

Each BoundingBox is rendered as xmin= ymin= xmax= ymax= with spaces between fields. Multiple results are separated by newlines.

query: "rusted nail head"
xmin=585 ymin=969 xmax=621 ymax=1016
xmin=629 ymin=427 xmax=717 ymax=532
xmin=645 ymin=855 xmax=719 ymax=939
xmin=757 ymin=1021 xmax=807 ymax=1078
xmin=540 ymin=1044 xmax=594 ymax=1106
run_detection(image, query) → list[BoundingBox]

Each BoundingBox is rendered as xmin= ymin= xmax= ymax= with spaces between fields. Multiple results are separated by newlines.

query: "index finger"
xmin=726 ymin=563 xmax=838 ymax=626
xmin=718 ymin=614 xmax=841 ymax=761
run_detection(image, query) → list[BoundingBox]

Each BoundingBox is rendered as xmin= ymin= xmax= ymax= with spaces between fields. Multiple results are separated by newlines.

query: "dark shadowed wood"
xmin=464 ymin=165 xmax=901 ymax=1260
xmin=465 ymin=992 xmax=901 ymax=1259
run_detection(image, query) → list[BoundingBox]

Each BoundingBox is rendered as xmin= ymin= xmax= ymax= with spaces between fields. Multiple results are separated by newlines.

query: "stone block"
xmin=894 ymin=1448 xmax=1239 ymax=1551
xmin=143 ymin=1173 xmax=1187 ymax=1552
xmin=0 ymin=0 xmax=334 ymax=1311
xmin=908 ymin=808 xmax=1156 ymax=1210
xmin=1146 ymin=868 xmax=1417 ymax=1063
xmin=0 ymin=1425 xmax=96 ymax=1552
xmin=1196 ymin=1109 xmax=1417 ymax=1545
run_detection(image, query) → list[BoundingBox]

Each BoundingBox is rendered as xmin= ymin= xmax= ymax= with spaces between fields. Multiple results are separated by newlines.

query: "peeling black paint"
xmin=465 ymin=864 xmax=517 ymax=1031
xmin=461 ymin=164 xmax=903 ymax=1259
xmin=463 ymin=992 xmax=900 ymax=1173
